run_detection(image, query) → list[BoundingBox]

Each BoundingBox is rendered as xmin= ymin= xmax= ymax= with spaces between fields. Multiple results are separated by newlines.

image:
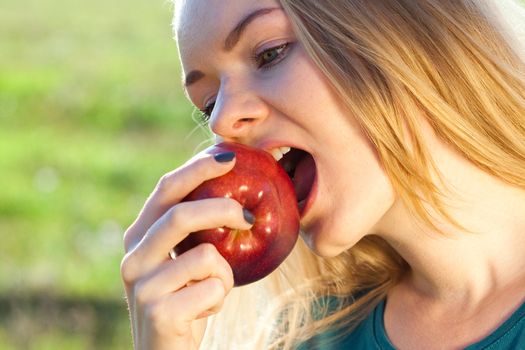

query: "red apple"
xmin=173 ymin=142 xmax=300 ymax=286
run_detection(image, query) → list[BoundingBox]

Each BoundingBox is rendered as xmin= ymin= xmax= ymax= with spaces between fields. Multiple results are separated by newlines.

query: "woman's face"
xmin=175 ymin=0 xmax=397 ymax=257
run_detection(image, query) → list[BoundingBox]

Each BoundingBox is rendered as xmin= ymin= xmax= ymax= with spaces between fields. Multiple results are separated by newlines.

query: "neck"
xmin=374 ymin=138 xmax=525 ymax=307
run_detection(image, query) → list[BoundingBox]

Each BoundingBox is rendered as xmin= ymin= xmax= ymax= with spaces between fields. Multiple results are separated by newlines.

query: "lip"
xmin=257 ymin=140 xmax=318 ymax=219
xmin=258 ymin=140 xmax=305 ymax=157
xmin=298 ymin=165 xmax=318 ymax=219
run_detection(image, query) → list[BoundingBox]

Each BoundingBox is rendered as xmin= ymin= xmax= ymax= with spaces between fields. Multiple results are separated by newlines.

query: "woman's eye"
xmin=198 ymin=101 xmax=215 ymax=125
xmin=254 ymin=43 xmax=291 ymax=70
xmin=195 ymin=43 xmax=291 ymax=125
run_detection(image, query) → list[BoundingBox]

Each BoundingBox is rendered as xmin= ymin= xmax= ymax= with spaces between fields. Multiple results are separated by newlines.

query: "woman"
xmin=120 ymin=0 xmax=525 ymax=349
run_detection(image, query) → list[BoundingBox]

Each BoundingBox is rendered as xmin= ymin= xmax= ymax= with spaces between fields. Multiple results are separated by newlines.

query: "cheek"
xmin=306 ymin=135 xmax=397 ymax=257
xmin=265 ymin=48 xmax=336 ymax=119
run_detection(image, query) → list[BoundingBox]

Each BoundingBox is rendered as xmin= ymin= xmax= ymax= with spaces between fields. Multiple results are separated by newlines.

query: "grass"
xmin=0 ymin=0 xmax=207 ymax=347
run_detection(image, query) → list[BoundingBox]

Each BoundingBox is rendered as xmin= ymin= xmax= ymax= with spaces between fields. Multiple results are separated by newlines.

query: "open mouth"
xmin=277 ymin=148 xmax=316 ymax=214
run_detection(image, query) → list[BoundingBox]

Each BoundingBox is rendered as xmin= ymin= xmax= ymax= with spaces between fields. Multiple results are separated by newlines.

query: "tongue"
xmin=293 ymin=153 xmax=315 ymax=202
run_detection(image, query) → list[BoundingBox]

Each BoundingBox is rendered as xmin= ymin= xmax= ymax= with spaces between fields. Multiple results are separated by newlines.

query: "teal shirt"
xmin=297 ymin=298 xmax=525 ymax=349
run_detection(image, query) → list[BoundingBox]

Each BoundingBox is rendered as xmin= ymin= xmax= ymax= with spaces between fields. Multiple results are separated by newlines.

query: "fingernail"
xmin=214 ymin=152 xmax=236 ymax=163
xmin=243 ymin=208 xmax=255 ymax=225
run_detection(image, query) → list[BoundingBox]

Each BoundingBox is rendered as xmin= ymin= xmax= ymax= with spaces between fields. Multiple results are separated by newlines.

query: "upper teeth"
xmin=270 ymin=147 xmax=291 ymax=161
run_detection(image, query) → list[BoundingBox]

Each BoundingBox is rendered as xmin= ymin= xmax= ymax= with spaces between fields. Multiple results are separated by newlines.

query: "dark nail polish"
xmin=214 ymin=152 xmax=236 ymax=163
xmin=243 ymin=208 xmax=255 ymax=225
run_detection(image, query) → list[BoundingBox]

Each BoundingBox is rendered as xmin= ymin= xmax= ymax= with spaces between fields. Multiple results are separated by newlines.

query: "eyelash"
xmin=251 ymin=42 xmax=291 ymax=70
xmin=198 ymin=101 xmax=215 ymax=125
xmin=197 ymin=42 xmax=292 ymax=125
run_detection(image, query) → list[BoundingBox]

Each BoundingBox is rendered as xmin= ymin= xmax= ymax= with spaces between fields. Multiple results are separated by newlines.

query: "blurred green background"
xmin=0 ymin=0 xmax=208 ymax=348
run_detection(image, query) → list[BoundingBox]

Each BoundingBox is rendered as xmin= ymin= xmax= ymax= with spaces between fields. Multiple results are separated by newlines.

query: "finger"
xmin=124 ymin=151 xmax=236 ymax=252
xmin=121 ymin=197 xmax=251 ymax=283
xmin=135 ymin=243 xmax=234 ymax=305
xmin=151 ymin=277 xmax=228 ymax=333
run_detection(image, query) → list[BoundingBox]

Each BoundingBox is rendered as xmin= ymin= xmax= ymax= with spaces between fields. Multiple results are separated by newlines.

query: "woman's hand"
xmin=120 ymin=152 xmax=252 ymax=350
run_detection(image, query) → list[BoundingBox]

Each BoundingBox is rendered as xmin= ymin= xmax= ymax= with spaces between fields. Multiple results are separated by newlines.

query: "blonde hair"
xmin=189 ymin=0 xmax=525 ymax=348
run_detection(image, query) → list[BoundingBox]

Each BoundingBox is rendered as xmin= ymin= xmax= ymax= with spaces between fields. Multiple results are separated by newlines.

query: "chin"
xmin=300 ymin=198 xmax=389 ymax=258
xmin=300 ymin=220 xmax=362 ymax=258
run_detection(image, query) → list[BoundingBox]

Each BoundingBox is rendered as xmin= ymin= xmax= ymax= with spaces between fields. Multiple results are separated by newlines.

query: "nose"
xmin=209 ymin=80 xmax=269 ymax=143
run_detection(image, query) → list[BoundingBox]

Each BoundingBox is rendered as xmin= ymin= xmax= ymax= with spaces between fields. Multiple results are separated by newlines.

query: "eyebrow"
xmin=183 ymin=7 xmax=281 ymax=88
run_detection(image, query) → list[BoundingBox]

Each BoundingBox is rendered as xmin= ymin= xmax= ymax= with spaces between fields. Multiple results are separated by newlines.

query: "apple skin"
xmin=174 ymin=142 xmax=300 ymax=287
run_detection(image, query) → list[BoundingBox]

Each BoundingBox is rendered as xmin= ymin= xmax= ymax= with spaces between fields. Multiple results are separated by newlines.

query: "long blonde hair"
xmin=194 ymin=0 xmax=525 ymax=349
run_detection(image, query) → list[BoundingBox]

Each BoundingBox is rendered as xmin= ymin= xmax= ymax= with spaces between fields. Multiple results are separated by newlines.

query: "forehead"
xmin=174 ymin=0 xmax=281 ymax=58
